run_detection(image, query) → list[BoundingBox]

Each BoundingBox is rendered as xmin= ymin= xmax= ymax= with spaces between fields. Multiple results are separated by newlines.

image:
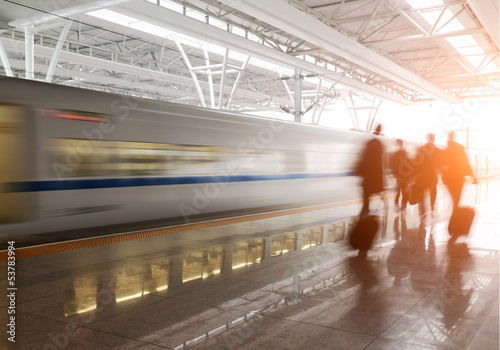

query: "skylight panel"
xmin=455 ymin=46 xmax=485 ymax=56
xmin=446 ymin=35 xmax=480 ymax=48
xmin=232 ymin=26 xmax=246 ymax=38
xmin=406 ymin=0 xmax=463 ymax=33
xmin=446 ymin=35 xmax=484 ymax=58
xmin=87 ymin=9 xmax=290 ymax=74
xmin=446 ymin=35 xmax=485 ymax=69
xmin=405 ymin=0 xmax=491 ymax=71
xmin=186 ymin=8 xmax=206 ymax=23
xmin=146 ymin=0 xmax=184 ymax=14
xmin=305 ymin=55 xmax=315 ymax=64
xmin=465 ymin=55 xmax=487 ymax=69
xmin=209 ymin=16 xmax=227 ymax=30
xmin=406 ymin=0 xmax=443 ymax=9
xmin=87 ymin=9 xmax=174 ymax=37
xmin=438 ymin=15 xmax=464 ymax=32
xmin=87 ymin=9 xmax=139 ymax=27
xmin=132 ymin=21 xmax=175 ymax=38
xmin=463 ymin=54 xmax=498 ymax=73
xmin=159 ymin=0 xmax=184 ymax=14
xmin=247 ymin=32 xmax=260 ymax=43
xmin=479 ymin=60 xmax=500 ymax=74
xmin=418 ymin=8 xmax=464 ymax=33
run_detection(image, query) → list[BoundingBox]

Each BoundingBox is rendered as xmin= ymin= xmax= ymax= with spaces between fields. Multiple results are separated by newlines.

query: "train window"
xmin=46 ymin=138 xmax=357 ymax=178
xmin=320 ymin=153 xmax=353 ymax=173
xmin=278 ymin=150 xmax=305 ymax=172
xmin=306 ymin=152 xmax=322 ymax=172
xmin=46 ymin=138 xmax=227 ymax=177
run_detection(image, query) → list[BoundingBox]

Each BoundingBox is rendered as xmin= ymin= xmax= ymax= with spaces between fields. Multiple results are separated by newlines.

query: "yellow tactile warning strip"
xmin=0 ymin=195 xmax=394 ymax=261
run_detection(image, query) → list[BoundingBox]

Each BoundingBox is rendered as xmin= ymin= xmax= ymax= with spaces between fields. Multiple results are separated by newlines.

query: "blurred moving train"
xmin=0 ymin=77 xmax=498 ymax=237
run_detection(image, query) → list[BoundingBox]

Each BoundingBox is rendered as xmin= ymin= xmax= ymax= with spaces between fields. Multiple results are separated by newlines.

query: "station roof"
xmin=0 ymin=0 xmax=498 ymax=120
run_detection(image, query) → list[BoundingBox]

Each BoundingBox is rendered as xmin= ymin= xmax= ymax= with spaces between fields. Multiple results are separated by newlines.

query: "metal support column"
xmin=225 ymin=56 xmax=250 ymax=107
xmin=0 ymin=40 xmax=13 ymax=77
xmin=367 ymin=99 xmax=382 ymax=133
xmin=311 ymin=79 xmax=322 ymax=124
xmin=346 ymin=92 xmax=360 ymax=130
xmin=203 ymin=44 xmax=215 ymax=108
xmin=294 ymin=68 xmax=301 ymax=123
xmin=345 ymin=93 xmax=382 ymax=132
xmin=174 ymin=36 xmax=207 ymax=107
xmin=24 ymin=26 xmax=34 ymax=79
xmin=218 ymin=48 xmax=228 ymax=109
xmin=46 ymin=21 xmax=72 ymax=83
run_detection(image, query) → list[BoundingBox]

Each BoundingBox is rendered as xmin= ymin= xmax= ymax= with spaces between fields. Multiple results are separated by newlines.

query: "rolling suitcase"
xmin=448 ymin=207 xmax=475 ymax=237
xmin=350 ymin=215 xmax=379 ymax=250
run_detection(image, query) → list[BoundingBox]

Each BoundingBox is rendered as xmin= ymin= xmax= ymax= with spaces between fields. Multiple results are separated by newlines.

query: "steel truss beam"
xmin=0 ymin=36 xmax=293 ymax=107
xmin=345 ymin=92 xmax=383 ymax=132
xmin=2 ymin=0 xmax=497 ymax=113
xmin=9 ymin=0 xmax=137 ymax=28
xmin=215 ymin=0 xmax=458 ymax=102
xmin=46 ymin=21 xmax=72 ymax=83
xmin=363 ymin=27 xmax=487 ymax=45
xmin=173 ymin=36 xmax=207 ymax=107
xmin=115 ymin=1 xmax=418 ymax=105
xmin=0 ymin=37 xmax=13 ymax=76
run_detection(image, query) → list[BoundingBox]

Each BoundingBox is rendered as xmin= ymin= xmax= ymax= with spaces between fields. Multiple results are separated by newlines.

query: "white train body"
xmin=0 ymin=77 xmax=496 ymax=237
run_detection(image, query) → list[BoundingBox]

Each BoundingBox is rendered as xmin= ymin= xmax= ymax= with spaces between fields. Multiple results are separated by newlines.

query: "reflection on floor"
xmin=0 ymin=180 xmax=498 ymax=349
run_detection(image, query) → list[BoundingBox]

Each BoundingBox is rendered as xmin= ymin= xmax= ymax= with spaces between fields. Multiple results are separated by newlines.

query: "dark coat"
xmin=415 ymin=143 xmax=442 ymax=187
xmin=356 ymin=137 xmax=384 ymax=194
xmin=443 ymin=141 xmax=473 ymax=186
xmin=390 ymin=149 xmax=412 ymax=180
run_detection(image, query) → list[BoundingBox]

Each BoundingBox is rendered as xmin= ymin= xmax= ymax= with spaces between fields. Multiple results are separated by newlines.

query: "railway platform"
xmin=0 ymin=179 xmax=498 ymax=349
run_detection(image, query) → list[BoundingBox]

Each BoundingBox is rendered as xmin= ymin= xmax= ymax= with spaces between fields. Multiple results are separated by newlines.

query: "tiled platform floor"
xmin=0 ymin=179 xmax=498 ymax=349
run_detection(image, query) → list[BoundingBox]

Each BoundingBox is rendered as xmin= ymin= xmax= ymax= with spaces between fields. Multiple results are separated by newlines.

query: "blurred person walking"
xmin=390 ymin=139 xmax=411 ymax=212
xmin=414 ymin=133 xmax=442 ymax=217
xmin=442 ymin=131 xmax=476 ymax=209
xmin=355 ymin=124 xmax=385 ymax=217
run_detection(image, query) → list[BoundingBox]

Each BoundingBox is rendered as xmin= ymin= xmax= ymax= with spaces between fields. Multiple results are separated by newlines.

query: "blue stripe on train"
xmin=4 ymin=172 xmax=355 ymax=192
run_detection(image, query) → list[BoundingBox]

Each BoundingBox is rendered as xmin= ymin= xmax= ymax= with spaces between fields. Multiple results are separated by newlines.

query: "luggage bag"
xmin=448 ymin=207 xmax=475 ymax=237
xmin=350 ymin=215 xmax=379 ymax=250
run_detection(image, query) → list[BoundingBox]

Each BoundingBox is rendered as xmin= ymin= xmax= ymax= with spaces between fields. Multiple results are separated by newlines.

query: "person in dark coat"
xmin=390 ymin=139 xmax=411 ymax=212
xmin=414 ymin=133 xmax=442 ymax=217
xmin=356 ymin=124 xmax=384 ymax=217
xmin=442 ymin=131 xmax=476 ymax=209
